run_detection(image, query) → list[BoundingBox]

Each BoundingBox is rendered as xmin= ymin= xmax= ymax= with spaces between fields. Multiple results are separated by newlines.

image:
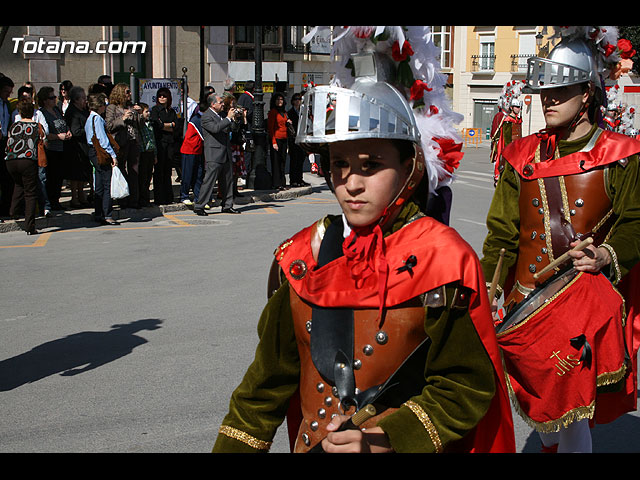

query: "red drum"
xmin=495 ymin=269 xmax=627 ymax=432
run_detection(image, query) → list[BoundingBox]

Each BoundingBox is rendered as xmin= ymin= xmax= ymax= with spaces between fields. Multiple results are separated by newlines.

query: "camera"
xmin=233 ymin=105 xmax=245 ymax=121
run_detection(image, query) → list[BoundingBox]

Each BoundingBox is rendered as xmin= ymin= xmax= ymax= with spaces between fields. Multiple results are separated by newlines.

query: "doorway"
xmin=473 ymin=100 xmax=499 ymax=140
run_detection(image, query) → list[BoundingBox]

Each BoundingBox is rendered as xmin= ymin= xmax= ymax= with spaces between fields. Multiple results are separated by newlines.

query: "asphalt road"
xmin=0 ymin=144 xmax=637 ymax=453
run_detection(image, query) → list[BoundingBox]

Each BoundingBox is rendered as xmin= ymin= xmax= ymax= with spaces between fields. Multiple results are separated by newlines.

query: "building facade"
xmin=452 ymin=26 xmax=640 ymax=141
xmin=2 ymin=26 xmax=638 ymax=132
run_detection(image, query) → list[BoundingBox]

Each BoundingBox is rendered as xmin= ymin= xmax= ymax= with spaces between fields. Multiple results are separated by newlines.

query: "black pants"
xmin=0 ymin=137 xmax=14 ymax=216
xmin=288 ymin=143 xmax=305 ymax=185
xmin=138 ymin=150 xmax=155 ymax=207
xmin=45 ymin=149 xmax=65 ymax=209
xmin=153 ymin=141 xmax=174 ymax=205
xmin=6 ymin=158 xmax=38 ymax=232
xmin=270 ymin=138 xmax=287 ymax=189
xmin=88 ymin=147 xmax=114 ymax=220
xmin=118 ymin=141 xmax=140 ymax=208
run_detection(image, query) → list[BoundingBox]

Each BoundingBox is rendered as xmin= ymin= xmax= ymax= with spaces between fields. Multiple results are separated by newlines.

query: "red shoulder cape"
xmin=276 ymin=216 xmax=516 ymax=453
xmin=502 ymin=129 xmax=640 ymax=179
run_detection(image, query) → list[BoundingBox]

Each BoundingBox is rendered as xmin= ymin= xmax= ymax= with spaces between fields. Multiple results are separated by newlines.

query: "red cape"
xmin=276 ymin=216 xmax=516 ymax=453
xmin=503 ymin=130 xmax=640 ymax=423
xmin=502 ymin=129 xmax=640 ymax=179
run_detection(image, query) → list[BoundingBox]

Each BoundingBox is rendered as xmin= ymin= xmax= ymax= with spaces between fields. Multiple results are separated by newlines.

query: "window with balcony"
xmin=511 ymin=31 xmax=536 ymax=73
xmin=472 ymin=34 xmax=495 ymax=73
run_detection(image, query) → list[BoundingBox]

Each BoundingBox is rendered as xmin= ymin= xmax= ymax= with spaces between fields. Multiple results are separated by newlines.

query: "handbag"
xmin=37 ymin=123 xmax=47 ymax=167
xmin=91 ymin=116 xmax=119 ymax=166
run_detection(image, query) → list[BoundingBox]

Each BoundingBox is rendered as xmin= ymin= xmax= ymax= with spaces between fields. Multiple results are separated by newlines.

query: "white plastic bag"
xmin=110 ymin=166 xmax=129 ymax=200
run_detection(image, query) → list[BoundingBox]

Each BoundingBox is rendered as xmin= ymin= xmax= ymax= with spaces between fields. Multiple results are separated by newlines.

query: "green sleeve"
xmin=212 ymin=282 xmax=300 ymax=453
xmin=602 ymin=154 xmax=640 ymax=284
xmin=377 ymin=285 xmax=496 ymax=453
xmin=479 ymin=161 xmax=521 ymax=294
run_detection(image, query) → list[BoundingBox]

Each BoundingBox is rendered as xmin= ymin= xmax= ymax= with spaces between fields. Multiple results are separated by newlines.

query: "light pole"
xmin=247 ymin=25 xmax=273 ymax=190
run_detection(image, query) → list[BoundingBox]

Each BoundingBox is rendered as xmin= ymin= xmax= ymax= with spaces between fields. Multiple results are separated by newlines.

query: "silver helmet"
xmin=525 ymin=38 xmax=599 ymax=91
xmin=295 ymin=49 xmax=426 ymax=226
xmin=296 ymin=51 xmax=421 ymax=149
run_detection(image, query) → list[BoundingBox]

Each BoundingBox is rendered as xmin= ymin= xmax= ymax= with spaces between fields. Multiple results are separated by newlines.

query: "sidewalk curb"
xmin=0 ymin=184 xmax=315 ymax=234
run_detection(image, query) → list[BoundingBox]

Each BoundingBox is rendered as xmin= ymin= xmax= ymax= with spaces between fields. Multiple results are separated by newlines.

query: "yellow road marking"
xmin=163 ymin=214 xmax=192 ymax=226
xmin=0 ymin=204 xmax=300 ymax=249
xmin=0 ymin=231 xmax=52 ymax=249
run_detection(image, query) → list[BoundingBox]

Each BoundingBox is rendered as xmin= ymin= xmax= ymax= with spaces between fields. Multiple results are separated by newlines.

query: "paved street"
xmin=0 ymin=144 xmax=638 ymax=453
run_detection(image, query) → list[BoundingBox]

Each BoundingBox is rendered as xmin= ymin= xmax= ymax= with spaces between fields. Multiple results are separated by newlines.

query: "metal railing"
xmin=471 ymin=54 xmax=496 ymax=72
xmin=510 ymin=54 xmax=535 ymax=73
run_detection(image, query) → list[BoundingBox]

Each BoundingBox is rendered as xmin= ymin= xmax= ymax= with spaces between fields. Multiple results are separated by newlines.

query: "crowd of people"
xmin=0 ymin=72 xmax=312 ymax=232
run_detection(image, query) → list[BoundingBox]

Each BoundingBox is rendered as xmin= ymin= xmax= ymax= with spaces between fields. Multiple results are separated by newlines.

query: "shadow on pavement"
xmin=0 ymin=319 xmax=163 ymax=391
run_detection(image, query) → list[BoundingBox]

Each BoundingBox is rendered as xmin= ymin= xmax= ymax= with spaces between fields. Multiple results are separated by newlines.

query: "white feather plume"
xmin=303 ymin=25 xmax=464 ymax=192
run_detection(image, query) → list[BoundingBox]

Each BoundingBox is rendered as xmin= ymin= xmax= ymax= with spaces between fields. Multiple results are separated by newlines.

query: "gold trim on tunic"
xmin=218 ymin=425 xmax=272 ymax=451
xmin=403 ymin=400 xmax=443 ymax=453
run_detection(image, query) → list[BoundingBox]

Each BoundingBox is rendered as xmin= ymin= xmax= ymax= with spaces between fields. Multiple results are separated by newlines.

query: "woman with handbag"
xmin=84 ymin=93 xmax=119 ymax=226
xmin=37 ymin=86 xmax=71 ymax=211
xmin=106 ymin=83 xmax=140 ymax=208
xmin=4 ymin=98 xmax=46 ymax=235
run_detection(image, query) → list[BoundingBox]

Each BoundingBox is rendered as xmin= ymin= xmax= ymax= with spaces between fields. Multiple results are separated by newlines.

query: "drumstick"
xmin=488 ymin=248 xmax=506 ymax=301
xmin=533 ymin=237 xmax=594 ymax=280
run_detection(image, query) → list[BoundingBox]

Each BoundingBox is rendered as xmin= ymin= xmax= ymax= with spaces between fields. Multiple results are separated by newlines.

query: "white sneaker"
xmin=182 ymin=199 xmax=193 ymax=206
xmin=204 ymin=203 xmax=214 ymax=210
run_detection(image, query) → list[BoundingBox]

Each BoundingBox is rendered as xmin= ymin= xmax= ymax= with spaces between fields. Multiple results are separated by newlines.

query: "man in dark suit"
xmin=194 ymin=94 xmax=240 ymax=215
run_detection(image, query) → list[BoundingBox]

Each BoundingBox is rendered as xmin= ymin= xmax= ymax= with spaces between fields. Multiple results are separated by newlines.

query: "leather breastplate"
xmin=510 ymin=122 xmax=522 ymax=142
xmin=287 ymin=217 xmax=429 ymax=452
xmin=510 ymin=167 xmax=614 ymax=303
xmin=289 ymin=288 xmax=427 ymax=452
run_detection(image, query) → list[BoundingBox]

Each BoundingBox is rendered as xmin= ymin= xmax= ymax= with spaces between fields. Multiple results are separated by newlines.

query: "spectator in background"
xmin=58 ymin=80 xmax=73 ymax=115
xmin=13 ymin=89 xmax=51 ymax=217
xmin=0 ymin=75 xmax=15 ymax=218
xmin=179 ymin=103 xmax=205 ymax=206
xmin=97 ymin=75 xmax=114 ymax=97
xmin=88 ymin=83 xmax=108 ymax=96
xmin=85 ymin=92 xmax=119 ymax=225
xmin=223 ymin=94 xmax=247 ymax=197
xmin=267 ymin=92 xmax=290 ymax=190
xmin=38 ymin=85 xmax=71 ymax=211
xmin=136 ymin=102 xmax=156 ymax=208
xmin=106 ymin=83 xmax=141 ymax=208
xmin=287 ymin=92 xmax=308 ymax=188
xmin=64 ymin=86 xmax=91 ymax=208
xmin=223 ymin=77 xmax=236 ymax=98
xmin=150 ymin=87 xmax=178 ymax=205
xmin=237 ymin=80 xmax=255 ymax=179
xmin=4 ymin=98 xmax=44 ymax=235
xmin=11 ymin=85 xmax=34 ymax=122
xmin=194 ymin=94 xmax=241 ymax=216
xmin=201 ymin=85 xmax=215 ymax=106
